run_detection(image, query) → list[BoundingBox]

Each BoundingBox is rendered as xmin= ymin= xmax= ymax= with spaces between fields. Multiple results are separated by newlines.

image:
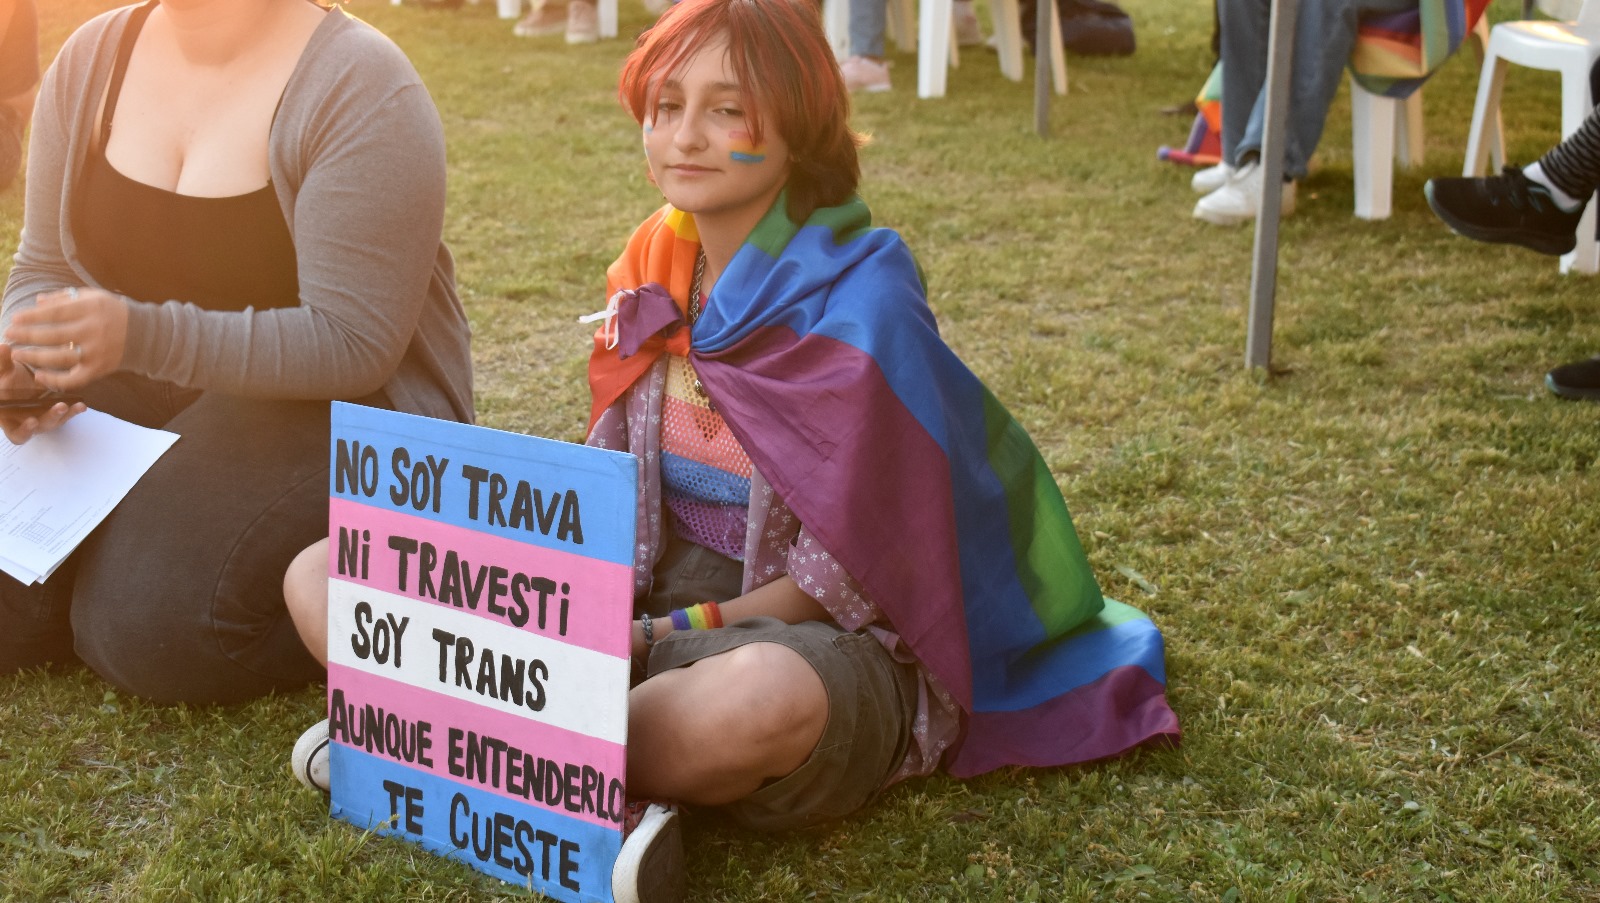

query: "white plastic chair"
xmin=1464 ymin=0 xmax=1600 ymax=273
xmin=823 ymin=0 xmax=1065 ymax=99
xmin=920 ymin=0 xmax=1066 ymax=99
xmin=391 ymin=0 xmax=552 ymax=19
xmin=1350 ymin=14 xmax=1494 ymax=220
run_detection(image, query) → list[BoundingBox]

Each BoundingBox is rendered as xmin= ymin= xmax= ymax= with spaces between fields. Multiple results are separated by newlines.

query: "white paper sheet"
xmin=0 ymin=410 xmax=179 ymax=584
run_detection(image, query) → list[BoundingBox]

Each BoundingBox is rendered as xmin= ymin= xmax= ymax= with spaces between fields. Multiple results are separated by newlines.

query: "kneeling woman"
xmin=287 ymin=0 xmax=1176 ymax=898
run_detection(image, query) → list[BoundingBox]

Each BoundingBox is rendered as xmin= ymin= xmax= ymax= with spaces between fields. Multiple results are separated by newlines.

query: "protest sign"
xmin=324 ymin=403 xmax=637 ymax=902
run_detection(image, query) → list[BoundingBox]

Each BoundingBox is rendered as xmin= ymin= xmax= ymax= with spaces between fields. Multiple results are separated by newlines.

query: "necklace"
xmin=687 ymin=249 xmax=706 ymax=324
xmin=687 ymin=249 xmax=712 ymax=406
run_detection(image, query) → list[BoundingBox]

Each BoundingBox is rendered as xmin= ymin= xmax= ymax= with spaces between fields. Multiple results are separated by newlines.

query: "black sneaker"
xmin=1424 ymin=167 xmax=1585 ymax=256
xmin=1546 ymin=355 xmax=1600 ymax=401
xmin=612 ymin=802 xmax=684 ymax=903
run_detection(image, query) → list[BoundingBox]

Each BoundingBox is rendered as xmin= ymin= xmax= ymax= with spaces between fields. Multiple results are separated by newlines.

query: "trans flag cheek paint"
xmin=727 ymin=130 xmax=766 ymax=164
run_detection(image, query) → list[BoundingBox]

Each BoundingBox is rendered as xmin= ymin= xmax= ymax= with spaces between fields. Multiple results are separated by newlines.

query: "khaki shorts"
xmin=641 ymin=537 xmax=919 ymax=831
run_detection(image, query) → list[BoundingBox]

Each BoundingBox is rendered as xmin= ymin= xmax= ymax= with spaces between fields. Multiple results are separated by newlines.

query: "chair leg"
xmin=1047 ymin=0 xmax=1067 ymax=95
xmin=918 ymin=0 xmax=953 ymax=98
xmin=823 ymin=0 xmax=849 ymax=61
xmin=1560 ymin=75 xmax=1599 ymax=274
xmin=1464 ymin=54 xmax=1508 ymax=177
xmin=1351 ymin=81 xmax=1396 ymax=220
xmin=991 ymin=0 xmax=1026 ymax=82
xmin=1398 ymin=90 xmax=1425 ymax=170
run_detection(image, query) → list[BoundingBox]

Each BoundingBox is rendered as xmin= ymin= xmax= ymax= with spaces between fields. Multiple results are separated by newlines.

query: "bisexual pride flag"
xmin=325 ymin=403 xmax=637 ymax=902
xmin=593 ymin=196 xmax=1179 ymax=779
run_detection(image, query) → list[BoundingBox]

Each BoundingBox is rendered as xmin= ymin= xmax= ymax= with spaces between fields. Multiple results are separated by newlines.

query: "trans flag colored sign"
xmin=324 ymin=403 xmax=637 ymax=902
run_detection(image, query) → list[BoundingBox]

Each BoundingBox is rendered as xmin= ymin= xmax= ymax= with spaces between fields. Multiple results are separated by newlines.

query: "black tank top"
xmin=73 ymin=1 xmax=300 ymax=313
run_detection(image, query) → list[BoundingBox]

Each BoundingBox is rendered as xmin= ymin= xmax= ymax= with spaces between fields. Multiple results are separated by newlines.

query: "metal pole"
xmin=1034 ymin=0 xmax=1052 ymax=137
xmin=1244 ymin=0 xmax=1296 ymax=370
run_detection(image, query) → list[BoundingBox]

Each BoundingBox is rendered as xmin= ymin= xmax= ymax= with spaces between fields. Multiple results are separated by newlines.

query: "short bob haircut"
xmin=618 ymin=0 xmax=864 ymax=224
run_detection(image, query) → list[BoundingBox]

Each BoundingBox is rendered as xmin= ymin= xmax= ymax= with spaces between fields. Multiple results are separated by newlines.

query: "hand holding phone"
xmin=0 ymin=391 xmax=86 ymax=415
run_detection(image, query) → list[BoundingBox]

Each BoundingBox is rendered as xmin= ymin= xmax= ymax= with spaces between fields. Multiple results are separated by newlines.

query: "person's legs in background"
xmin=841 ymin=0 xmax=892 ymax=92
xmin=1198 ymin=0 xmax=1412 ymax=225
xmin=1425 ymin=82 xmax=1600 ymax=400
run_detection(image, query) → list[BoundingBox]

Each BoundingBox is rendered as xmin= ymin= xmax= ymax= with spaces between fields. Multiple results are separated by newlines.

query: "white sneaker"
xmin=1193 ymin=162 xmax=1296 ymax=226
xmin=953 ymin=0 xmax=984 ymax=46
xmin=612 ymin=802 xmax=684 ymax=903
xmin=840 ymin=56 xmax=892 ymax=93
xmin=566 ymin=0 xmax=598 ymax=44
xmin=1190 ymin=161 xmax=1233 ymax=195
xmin=512 ymin=3 xmax=565 ymax=36
xmin=291 ymin=718 xmax=331 ymax=793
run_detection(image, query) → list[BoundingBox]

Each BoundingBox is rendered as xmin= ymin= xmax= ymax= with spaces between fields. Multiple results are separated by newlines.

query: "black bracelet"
xmin=640 ymin=612 xmax=655 ymax=647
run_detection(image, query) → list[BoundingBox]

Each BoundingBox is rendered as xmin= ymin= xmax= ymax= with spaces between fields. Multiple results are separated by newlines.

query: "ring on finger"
xmin=68 ymin=341 xmax=81 ymax=362
xmin=66 ymin=286 xmax=79 ymax=300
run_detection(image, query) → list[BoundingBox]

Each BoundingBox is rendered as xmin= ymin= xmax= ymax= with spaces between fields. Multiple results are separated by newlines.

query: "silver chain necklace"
xmin=687 ymin=249 xmax=706 ymax=324
xmin=687 ymin=249 xmax=712 ymax=405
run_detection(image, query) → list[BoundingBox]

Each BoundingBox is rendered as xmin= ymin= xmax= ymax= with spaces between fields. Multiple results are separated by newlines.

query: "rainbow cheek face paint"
xmin=728 ymin=130 xmax=766 ymax=164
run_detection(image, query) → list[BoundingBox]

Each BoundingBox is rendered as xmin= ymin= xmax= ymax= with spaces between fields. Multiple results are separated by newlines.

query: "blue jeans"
xmin=849 ymin=0 xmax=887 ymax=58
xmin=0 ymin=373 xmax=345 ymax=704
xmin=1219 ymin=0 xmax=1415 ymax=180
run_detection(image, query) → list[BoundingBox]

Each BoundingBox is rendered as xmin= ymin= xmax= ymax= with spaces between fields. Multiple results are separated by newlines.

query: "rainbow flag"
xmin=1349 ymin=0 xmax=1491 ymax=99
xmin=591 ymin=197 xmax=1179 ymax=777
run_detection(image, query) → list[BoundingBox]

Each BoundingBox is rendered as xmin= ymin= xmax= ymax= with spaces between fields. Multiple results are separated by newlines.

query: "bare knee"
xmin=628 ymin=641 xmax=827 ymax=804
xmin=283 ymin=539 xmax=330 ymax=665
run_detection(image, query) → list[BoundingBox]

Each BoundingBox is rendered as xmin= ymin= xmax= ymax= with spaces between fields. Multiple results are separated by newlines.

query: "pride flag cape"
xmin=1349 ymin=0 xmax=1491 ymax=99
xmin=589 ymin=197 xmax=1179 ymax=777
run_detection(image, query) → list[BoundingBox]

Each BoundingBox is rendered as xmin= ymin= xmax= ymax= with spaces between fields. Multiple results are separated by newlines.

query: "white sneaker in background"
xmin=1193 ymin=161 xmax=1296 ymax=226
xmin=1190 ymin=161 xmax=1233 ymax=195
xmin=566 ymin=0 xmax=599 ymax=44
xmin=840 ymin=55 xmax=892 ymax=93
xmin=512 ymin=2 xmax=565 ymax=36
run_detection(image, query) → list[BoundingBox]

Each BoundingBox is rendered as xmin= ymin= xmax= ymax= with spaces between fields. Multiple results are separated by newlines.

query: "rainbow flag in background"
xmin=591 ymin=197 xmax=1179 ymax=777
xmin=1349 ymin=0 xmax=1492 ymax=99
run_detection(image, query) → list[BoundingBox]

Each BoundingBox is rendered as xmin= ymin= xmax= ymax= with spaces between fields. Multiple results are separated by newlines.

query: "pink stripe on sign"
xmin=328 ymin=664 xmax=628 ymax=830
xmin=328 ymin=497 xmax=632 ymax=659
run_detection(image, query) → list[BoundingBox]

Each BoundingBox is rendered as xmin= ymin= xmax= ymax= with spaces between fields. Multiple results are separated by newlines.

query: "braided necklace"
xmin=687 ymin=248 xmax=706 ymax=324
xmin=687 ymin=249 xmax=712 ymax=406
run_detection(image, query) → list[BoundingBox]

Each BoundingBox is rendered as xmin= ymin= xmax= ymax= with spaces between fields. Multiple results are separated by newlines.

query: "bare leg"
xmin=626 ymin=641 xmax=828 ymax=805
xmin=283 ymin=539 xmax=330 ymax=666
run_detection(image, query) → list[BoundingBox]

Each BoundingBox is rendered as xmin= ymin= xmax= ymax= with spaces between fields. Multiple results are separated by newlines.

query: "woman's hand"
xmin=3 ymin=286 xmax=129 ymax=391
xmin=0 ymin=343 xmax=87 ymax=445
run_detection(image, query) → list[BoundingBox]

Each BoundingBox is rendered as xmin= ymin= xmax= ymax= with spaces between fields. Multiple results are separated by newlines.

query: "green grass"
xmin=4 ymin=0 xmax=1600 ymax=900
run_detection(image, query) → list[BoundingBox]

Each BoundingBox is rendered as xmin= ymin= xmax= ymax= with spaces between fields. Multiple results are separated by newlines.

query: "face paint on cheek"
xmin=727 ymin=130 xmax=767 ymax=165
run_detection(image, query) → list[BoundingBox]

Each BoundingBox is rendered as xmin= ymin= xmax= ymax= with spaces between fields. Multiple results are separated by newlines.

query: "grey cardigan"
xmin=2 ymin=4 xmax=473 ymax=422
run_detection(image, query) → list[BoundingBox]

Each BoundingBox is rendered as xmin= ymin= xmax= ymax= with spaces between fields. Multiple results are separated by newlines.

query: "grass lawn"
xmin=4 ymin=0 xmax=1599 ymax=900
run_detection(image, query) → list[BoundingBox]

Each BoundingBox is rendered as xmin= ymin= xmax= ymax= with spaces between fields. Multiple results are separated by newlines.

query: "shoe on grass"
xmin=612 ymin=801 xmax=684 ymax=903
xmin=1424 ymin=167 xmax=1584 ymax=256
xmin=840 ymin=56 xmax=892 ymax=93
xmin=291 ymin=718 xmax=330 ymax=794
xmin=953 ymin=0 xmax=984 ymax=46
xmin=1193 ymin=161 xmax=1295 ymax=226
xmin=513 ymin=3 xmax=565 ymax=36
xmin=566 ymin=0 xmax=599 ymax=44
xmin=1190 ymin=161 xmax=1233 ymax=195
xmin=1546 ymin=355 xmax=1600 ymax=401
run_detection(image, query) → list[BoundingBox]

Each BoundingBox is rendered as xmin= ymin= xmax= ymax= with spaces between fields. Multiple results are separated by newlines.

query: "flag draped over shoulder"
xmin=589 ymin=197 xmax=1180 ymax=778
xmin=1349 ymin=0 xmax=1492 ymax=99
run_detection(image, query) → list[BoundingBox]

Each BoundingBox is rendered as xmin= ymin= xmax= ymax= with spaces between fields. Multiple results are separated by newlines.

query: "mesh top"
xmin=661 ymin=354 xmax=753 ymax=560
